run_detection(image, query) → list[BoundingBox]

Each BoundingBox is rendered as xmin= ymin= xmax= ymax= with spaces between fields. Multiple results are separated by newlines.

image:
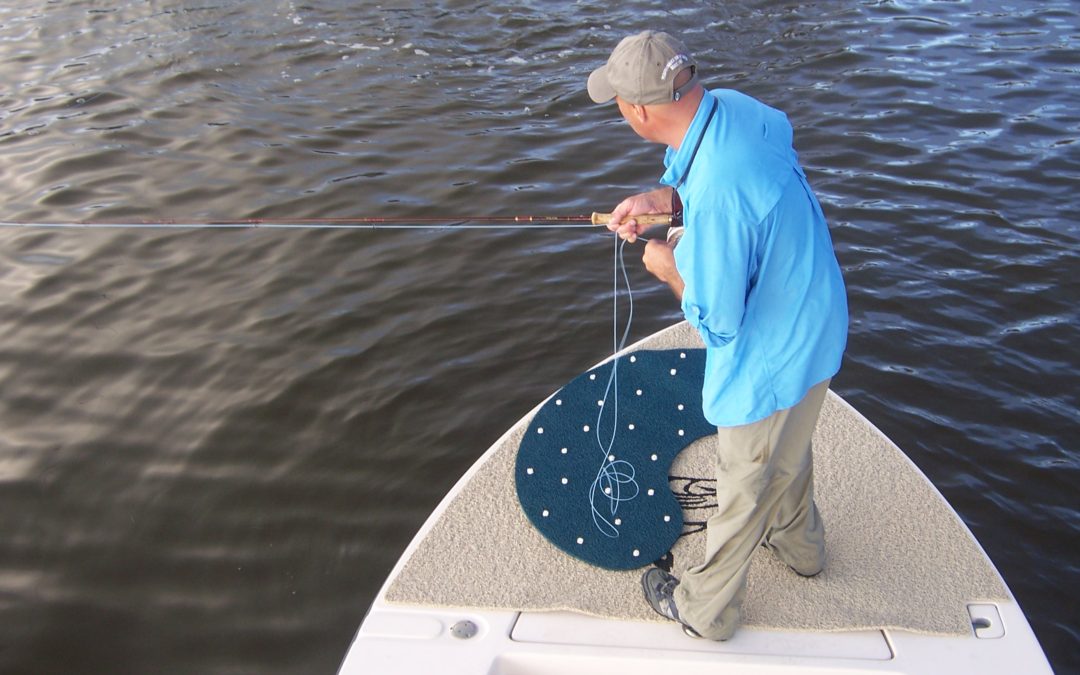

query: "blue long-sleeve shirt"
xmin=660 ymin=88 xmax=848 ymax=426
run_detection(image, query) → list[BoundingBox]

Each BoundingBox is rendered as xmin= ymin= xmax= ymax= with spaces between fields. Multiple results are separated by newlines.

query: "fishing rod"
xmin=0 ymin=212 xmax=674 ymax=232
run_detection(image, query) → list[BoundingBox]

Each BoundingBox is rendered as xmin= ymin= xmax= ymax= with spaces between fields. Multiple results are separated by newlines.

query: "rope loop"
xmin=588 ymin=237 xmax=639 ymax=537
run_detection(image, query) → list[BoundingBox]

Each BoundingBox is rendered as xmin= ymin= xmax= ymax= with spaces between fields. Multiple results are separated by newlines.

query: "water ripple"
xmin=0 ymin=1 xmax=1077 ymax=673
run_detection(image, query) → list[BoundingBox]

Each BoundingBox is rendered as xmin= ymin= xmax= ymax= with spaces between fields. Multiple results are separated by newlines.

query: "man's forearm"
xmin=667 ymin=274 xmax=685 ymax=302
xmin=642 ymin=239 xmax=684 ymax=301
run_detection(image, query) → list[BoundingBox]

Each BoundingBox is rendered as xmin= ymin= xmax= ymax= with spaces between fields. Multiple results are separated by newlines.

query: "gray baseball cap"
xmin=588 ymin=31 xmax=699 ymax=105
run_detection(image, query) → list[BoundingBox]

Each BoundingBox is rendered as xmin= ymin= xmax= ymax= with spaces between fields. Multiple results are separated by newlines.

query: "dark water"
xmin=0 ymin=1 xmax=1076 ymax=673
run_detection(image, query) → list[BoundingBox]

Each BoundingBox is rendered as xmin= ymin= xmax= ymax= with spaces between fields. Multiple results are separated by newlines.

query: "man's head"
xmin=587 ymin=31 xmax=699 ymax=106
xmin=588 ymin=31 xmax=703 ymax=147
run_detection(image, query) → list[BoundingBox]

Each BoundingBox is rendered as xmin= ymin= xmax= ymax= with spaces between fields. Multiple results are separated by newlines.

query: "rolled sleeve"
xmin=675 ymin=204 xmax=752 ymax=349
xmin=682 ymin=298 xmax=735 ymax=347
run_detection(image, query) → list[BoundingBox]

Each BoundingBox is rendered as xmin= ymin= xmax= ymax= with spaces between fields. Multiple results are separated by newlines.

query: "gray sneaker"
xmin=641 ymin=567 xmax=701 ymax=637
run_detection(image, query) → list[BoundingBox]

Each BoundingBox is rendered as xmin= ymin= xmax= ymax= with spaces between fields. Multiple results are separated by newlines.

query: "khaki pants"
xmin=674 ymin=379 xmax=830 ymax=640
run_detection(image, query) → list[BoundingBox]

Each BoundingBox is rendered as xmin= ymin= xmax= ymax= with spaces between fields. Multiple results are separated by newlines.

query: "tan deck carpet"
xmin=385 ymin=322 xmax=1008 ymax=635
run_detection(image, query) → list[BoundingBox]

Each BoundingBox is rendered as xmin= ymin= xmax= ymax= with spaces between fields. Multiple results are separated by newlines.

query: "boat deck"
xmin=384 ymin=322 xmax=1006 ymax=635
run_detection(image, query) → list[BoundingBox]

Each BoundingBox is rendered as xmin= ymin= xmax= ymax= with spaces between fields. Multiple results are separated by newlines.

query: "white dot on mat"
xmin=628 ymin=423 xmax=635 ymax=430
xmin=633 ymin=549 xmax=640 ymax=557
xmin=537 ymin=427 xmax=544 ymax=434
xmin=678 ymin=404 xmax=684 ymax=411
xmin=680 ymin=352 xmax=686 ymax=359
xmin=608 ymin=454 xmax=615 ymax=462
xmin=651 ymin=454 xmax=658 ymax=461
xmin=647 ymin=488 xmax=655 ymax=496
xmin=583 ymin=425 xmax=590 ymax=432
xmin=614 ymin=518 xmax=622 ymax=526
xmin=526 ymin=467 xmax=534 ymax=475
xmin=597 ymin=400 xmax=604 ymax=406
xmin=664 ymin=515 xmax=671 ymax=522
xmin=561 ymin=477 xmax=568 ymax=485
xmin=561 ymin=447 xmax=568 ymax=454
xmin=604 ymin=487 xmax=611 ymax=495
xmin=556 ymin=399 xmax=562 ymax=405
xmin=542 ymin=509 xmax=550 ymax=517
xmin=577 ymin=537 xmax=584 ymax=545
xmin=589 ymin=374 xmax=596 ymax=381
xmin=629 ymin=355 xmax=637 ymax=363
xmin=636 ymin=389 xmax=643 ymax=396
xmin=670 ymin=368 xmax=677 ymax=376
xmin=678 ymin=429 xmax=685 ymax=436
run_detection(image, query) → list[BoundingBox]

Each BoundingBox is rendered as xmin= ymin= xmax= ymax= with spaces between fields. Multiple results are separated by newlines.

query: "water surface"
xmin=0 ymin=2 xmax=1077 ymax=673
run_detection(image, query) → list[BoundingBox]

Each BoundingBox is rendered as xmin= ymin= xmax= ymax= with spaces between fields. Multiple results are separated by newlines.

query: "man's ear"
xmin=631 ymin=104 xmax=648 ymax=124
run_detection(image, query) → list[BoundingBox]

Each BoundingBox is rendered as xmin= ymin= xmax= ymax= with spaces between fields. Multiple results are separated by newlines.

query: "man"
xmin=587 ymin=31 xmax=848 ymax=641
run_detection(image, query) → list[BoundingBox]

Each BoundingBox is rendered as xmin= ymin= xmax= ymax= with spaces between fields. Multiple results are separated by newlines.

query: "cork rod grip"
xmin=591 ymin=212 xmax=673 ymax=227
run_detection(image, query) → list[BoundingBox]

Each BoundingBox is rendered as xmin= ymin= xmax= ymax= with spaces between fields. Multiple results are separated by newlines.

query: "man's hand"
xmin=607 ymin=187 xmax=673 ymax=243
xmin=643 ymin=239 xmax=685 ymax=301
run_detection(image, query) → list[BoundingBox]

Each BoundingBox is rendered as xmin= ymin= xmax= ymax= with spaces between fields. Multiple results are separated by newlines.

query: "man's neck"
xmin=661 ymin=86 xmax=705 ymax=150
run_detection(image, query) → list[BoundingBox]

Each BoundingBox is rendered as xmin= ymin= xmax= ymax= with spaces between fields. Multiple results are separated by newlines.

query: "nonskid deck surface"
xmin=383 ymin=322 xmax=1008 ymax=635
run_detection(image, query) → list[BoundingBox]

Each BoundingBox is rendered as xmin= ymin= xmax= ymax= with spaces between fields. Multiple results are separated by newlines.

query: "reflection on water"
xmin=0 ymin=1 xmax=1077 ymax=673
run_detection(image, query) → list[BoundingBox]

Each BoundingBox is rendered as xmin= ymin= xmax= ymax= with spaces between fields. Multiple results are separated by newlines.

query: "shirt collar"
xmin=660 ymin=89 xmax=718 ymax=188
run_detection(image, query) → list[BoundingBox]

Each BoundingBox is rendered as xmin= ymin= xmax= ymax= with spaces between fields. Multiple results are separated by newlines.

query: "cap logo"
xmin=661 ymin=54 xmax=691 ymax=80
